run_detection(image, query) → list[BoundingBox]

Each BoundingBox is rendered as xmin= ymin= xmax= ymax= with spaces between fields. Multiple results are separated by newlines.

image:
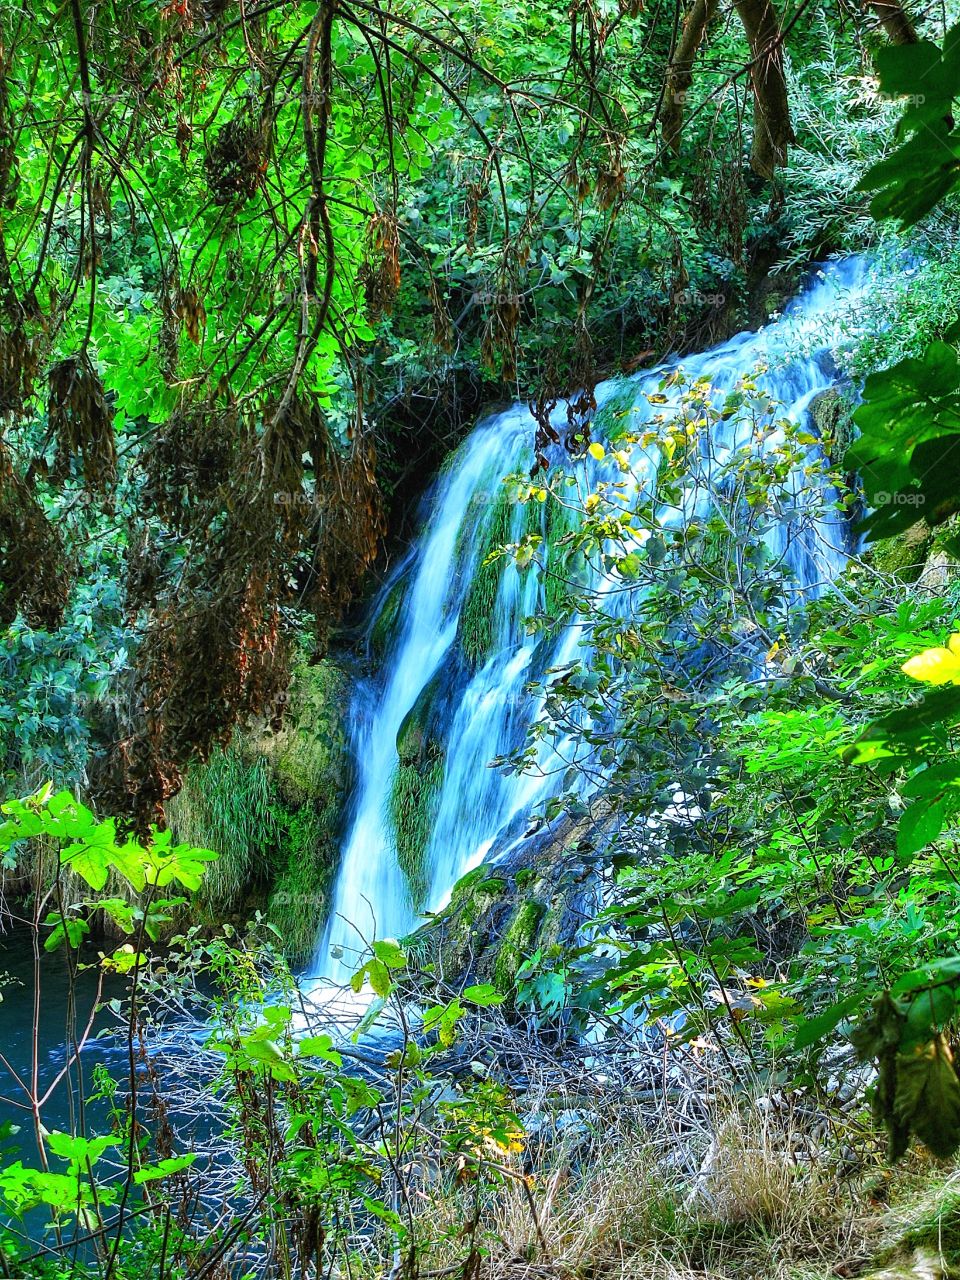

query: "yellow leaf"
xmin=588 ymin=442 xmax=605 ymax=461
xmin=902 ymin=633 xmax=960 ymax=685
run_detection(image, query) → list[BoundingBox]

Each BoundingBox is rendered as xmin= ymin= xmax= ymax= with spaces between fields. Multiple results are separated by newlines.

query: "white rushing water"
xmin=313 ymin=256 xmax=880 ymax=982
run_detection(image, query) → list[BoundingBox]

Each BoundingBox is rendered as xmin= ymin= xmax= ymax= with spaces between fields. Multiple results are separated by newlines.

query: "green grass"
xmin=167 ymin=656 xmax=351 ymax=959
xmin=168 ymin=743 xmax=277 ymax=913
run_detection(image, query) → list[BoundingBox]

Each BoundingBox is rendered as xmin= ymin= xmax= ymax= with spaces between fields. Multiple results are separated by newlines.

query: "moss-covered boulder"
xmin=396 ymin=668 xmax=446 ymax=767
xmin=390 ymin=753 xmax=443 ymax=910
xmin=167 ymin=654 xmax=352 ymax=965
xmin=592 ymin=381 xmax=639 ymax=443
xmin=368 ymin=576 xmax=407 ymax=664
xmin=390 ymin=669 xmax=447 ymax=908
xmin=869 ymin=521 xmax=934 ymax=585
xmin=409 ymin=809 xmax=600 ymax=1000
xmin=458 ymin=487 xmax=516 ymax=669
xmin=810 ymin=386 xmax=857 ymax=469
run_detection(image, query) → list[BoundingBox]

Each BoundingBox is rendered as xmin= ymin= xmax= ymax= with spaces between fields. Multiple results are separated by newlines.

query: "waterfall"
xmin=313 ymin=257 xmax=879 ymax=982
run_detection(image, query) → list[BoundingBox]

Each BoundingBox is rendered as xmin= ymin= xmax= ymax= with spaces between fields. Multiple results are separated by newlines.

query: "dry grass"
xmin=375 ymin=1081 xmax=946 ymax=1280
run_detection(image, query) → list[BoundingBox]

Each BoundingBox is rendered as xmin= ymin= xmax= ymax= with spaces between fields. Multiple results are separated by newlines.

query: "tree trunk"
xmin=662 ymin=0 xmax=718 ymax=154
xmin=864 ymin=0 xmax=918 ymax=44
xmin=732 ymin=0 xmax=795 ymax=178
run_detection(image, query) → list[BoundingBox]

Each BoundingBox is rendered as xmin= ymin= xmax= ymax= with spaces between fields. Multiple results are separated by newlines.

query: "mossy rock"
xmin=864 ymin=1184 xmax=960 ymax=1279
xmin=810 ymin=386 xmax=857 ymax=468
xmin=410 ymin=809 xmax=600 ymax=1003
xmin=167 ymin=654 xmax=352 ymax=965
xmin=493 ymin=899 xmax=547 ymax=990
xmin=268 ymin=806 xmax=339 ymax=965
xmin=369 ymin=576 xmax=407 ymax=664
xmin=869 ymin=521 xmax=934 ymax=584
xmin=396 ymin=668 xmax=446 ymax=767
xmin=262 ymin=658 xmax=351 ymax=808
xmin=390 ymin=754 xmax=444 ymax=910
xmin=592 ymin=380 xmax=639 ymax=443
xmin=391 ymin=669 xmax=450 ymax=907
xmin=459 ymin=486 xmax=517 ymax=668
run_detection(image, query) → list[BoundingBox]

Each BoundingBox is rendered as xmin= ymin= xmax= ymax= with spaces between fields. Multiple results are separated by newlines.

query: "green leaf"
xmin=371 ymin=939 xmax=406 ymax=970
xmin=793 ymin=993 xmax=860 ymax=1049
xmin=133 ymin=1155 xmax=195 ymax=1184
xmin=904 ymin=985 xmax=955 ymax=1045
xmin=893 ymin=1038 xmax=960 ymax=1158
xmin=892 ymin=957 xmax=960 ymax=995
xmin=297 ymin=1035 xmax=343 ymax=1066
xmin=461 ymin=983 xmax=505 ymax=1007
xmin=897 ymin=798 xmax=947 ymax=858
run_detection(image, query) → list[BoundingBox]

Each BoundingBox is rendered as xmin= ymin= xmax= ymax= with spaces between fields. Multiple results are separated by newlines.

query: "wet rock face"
xmin=408 ymin=809 xmax=602 ymax=999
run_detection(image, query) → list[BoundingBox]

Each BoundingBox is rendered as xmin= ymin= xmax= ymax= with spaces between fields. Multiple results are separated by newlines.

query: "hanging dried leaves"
xmin=48 ymin=355 xmax=116 ymax=495
xmin=362 ymin=211 xmax=402 ymax=320
xmin=177 ymin=287 xmax=206 ymax=344
xmin=94 ymin=574 xmax=290 ymax=831
xmin=100 ymin=388 xmax=383 ymax=831
xmin=0 ymin=324 xmax=39 ymax=416
xmin=0 ymin=446 xmax=70 ymax=630
xmin=205 ymin=114 xmax=268 ymax=206
xmin=141 ymin=404 xmax=244 ymax=534
xmin=480 ymin=287 xmax=520 ymax=384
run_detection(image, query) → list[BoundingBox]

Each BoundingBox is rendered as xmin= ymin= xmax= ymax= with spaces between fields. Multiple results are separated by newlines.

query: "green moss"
xmin=268 ymin=806 xmax=338 ymax=965
xmin=931 ymin=513 xmax=960 ymax=558
xmin=268 ymin=659 xmax=349 ymax=806
xmin=396 ymin=669 xmax=444 ymax=766
xmin=369 ymin=577 xmax=406 ymax=663
xmin=869 ymin=521 xmax=933 ymax=583
xmin=389 ymin=753 xmax=444 ymax=910
xmin=493 ymin=899 xmax=546 ymax=990
xmin=167 ymin=656 xmax=351 ymax=963
xmin=898 ymin=1188 xmax=960 ymax=1258
xmin=459 ymin=486 xmax=516 ymax=667
xmin=592 ymin=381 xmax=638 ymax=443
xmin=541 ymin=493 xmax=581 ymax=622
xmin=810 ymin=386 xmax=856 ymax=467
xmin=459 ymin=479 xmax=586 ymax=662
xmin=448 ymin=865 xmax=492 ymax=906
xmin=865 ymin=1185 xmax=960 ymax=1278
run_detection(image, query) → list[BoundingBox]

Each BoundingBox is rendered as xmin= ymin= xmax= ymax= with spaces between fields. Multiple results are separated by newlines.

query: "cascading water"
xmin=314 ymin=257 xmax=880 ymax=982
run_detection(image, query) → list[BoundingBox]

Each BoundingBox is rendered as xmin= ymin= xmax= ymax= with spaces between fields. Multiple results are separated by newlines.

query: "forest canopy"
xmin=10 ymin=2 xmax=960 ymax=1278
xmin=0 ymin=0 xmax=923 ymax=824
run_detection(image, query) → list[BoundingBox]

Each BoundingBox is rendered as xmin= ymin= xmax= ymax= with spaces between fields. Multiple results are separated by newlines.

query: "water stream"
xmin=315 ymin=257 xmax=879 ymax=982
